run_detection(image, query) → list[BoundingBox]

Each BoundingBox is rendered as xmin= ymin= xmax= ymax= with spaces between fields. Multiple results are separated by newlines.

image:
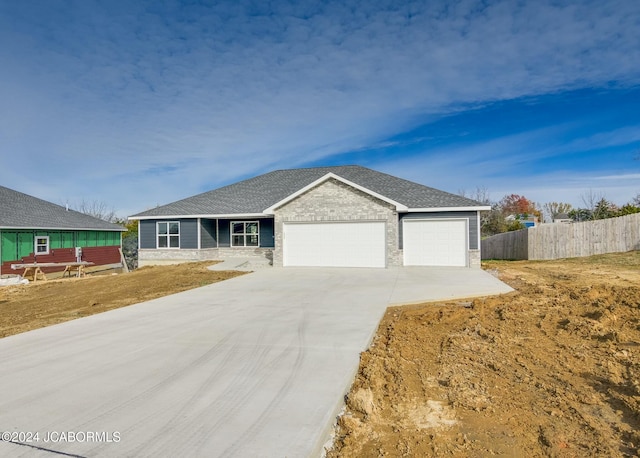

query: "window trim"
xmin=157 ymin=221 xmax=181 ymax=249
xmin=35 ymin=236 xmax=50 ymax=255
xmin=231 ymin=221 xmax=260 ymax=247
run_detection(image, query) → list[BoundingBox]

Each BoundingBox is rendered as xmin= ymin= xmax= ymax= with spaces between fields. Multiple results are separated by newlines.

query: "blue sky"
xmin=1 ymin=0 xmax=639 ymax=218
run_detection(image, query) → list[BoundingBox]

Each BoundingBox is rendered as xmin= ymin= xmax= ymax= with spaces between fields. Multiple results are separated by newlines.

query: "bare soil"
xmin=0 ymin=262 xmax=245 ymax=338
xmin=328 ymin=251 xmax=640 ymax=457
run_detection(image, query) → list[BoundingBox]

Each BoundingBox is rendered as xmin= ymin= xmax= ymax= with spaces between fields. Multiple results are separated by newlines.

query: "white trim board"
xmin=405 ymin=206 xmax=490 ymax=213
xmin=129 ymin=213 xmax=267 ymax=221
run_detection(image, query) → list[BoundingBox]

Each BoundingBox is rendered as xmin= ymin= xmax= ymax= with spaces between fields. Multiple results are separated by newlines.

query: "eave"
xmin=0 ymin=225 xmax=126 ymax=231
xmin=404 ymin=206 xmax=492 ymax=213
xmin=128 ymin=213 xmax=269 ymax=221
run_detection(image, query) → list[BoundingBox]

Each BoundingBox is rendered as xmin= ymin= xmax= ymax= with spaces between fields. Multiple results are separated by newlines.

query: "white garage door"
xmin=283 ymin=221 xmax=386 ymax=267
xmin=403 ymin=219 xmax=467 ymax=266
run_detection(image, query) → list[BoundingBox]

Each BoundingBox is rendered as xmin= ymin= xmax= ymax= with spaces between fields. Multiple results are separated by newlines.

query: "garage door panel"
xmin=403 ymin=219 xmax=467 ymax=266
xmin=284 ymin=222 xmax=386 ymax=267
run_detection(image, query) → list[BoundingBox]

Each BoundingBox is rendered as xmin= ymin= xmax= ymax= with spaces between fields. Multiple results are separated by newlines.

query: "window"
xmin=157 ymin=222 xmax=180 ymax=248
xmin=231 ymin=221 xmax=259 ymax=247
xmin=35 ymin=236 xmax=50 ymax=255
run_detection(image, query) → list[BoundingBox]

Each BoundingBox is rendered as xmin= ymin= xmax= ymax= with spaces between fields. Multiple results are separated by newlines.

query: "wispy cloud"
xmin=0 ymin=1 xmax=639 ymax=215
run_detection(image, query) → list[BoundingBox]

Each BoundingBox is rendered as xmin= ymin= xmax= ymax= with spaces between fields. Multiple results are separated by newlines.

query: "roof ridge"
xmin=269 ymin=164 xmax=365 ymax=173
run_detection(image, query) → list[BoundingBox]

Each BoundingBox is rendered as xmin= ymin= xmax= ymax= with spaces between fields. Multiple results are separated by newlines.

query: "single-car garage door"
xmin=403 ymin=219 xmax=468 ymax=266
xmin=283 ymin=221 xmax=386 ymax=267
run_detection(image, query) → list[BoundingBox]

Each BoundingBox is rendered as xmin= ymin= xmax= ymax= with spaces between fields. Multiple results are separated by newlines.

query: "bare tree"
xmin=580 ymin=189 xmax=606 ymax=213
xmin=70 ymin=199 xmax=119 ymax=223
xmin=542 ymin=202 xmax=573 ymax=222
xmin=459 ymin=186 xmax=491 ymax=205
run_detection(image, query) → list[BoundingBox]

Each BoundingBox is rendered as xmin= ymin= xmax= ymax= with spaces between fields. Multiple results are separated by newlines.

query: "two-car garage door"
xmin=283 ymin=221 xmax=386 ymax=267
xmin=403 ymin=219 xmax=468 ymax=266
xmin=282 ymin=219 xmax=468 ymax=267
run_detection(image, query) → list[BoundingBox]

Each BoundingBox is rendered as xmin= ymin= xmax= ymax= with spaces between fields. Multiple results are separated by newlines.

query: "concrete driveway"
xmin=0 ymin=267 xmax=511 ymax=457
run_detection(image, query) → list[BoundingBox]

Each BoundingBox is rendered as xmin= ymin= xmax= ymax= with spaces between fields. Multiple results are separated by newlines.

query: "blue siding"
xmin=180 ymin=219 xmax=198 ymax=249
xmin=139 ymin=219 xmax=198 ymax=249
xmin=218 ymin=220 xmax=230 ymax=247
xmin=139 ymin=220 xmax=156 ymax=249
xmin=259 ymin=218 xmax=275 ymax=248
xmin=218 ymin=218 xmax=274 ymax=248
xmin=140 ymin=217 xmax=274 ymax=249
xmin=200 ymin=219 xmax=217 ymax=248
xmin=399 ymin=212 xmax=479 ymax=250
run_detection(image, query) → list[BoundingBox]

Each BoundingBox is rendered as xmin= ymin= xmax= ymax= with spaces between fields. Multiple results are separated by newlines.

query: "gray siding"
xmin=139 ymin=220 xmax=156 ymax=249
xmin=139 ymin=219 xmax=198 ymax=249
xmin=180 ymin=219 xmax=198 ymax=249
xmin=218 ymin=220 xmax=230 ymax=247
xmin=140 ymin=217 xmax=282 ymax=250
xmin=200 ymin=219 xmax=217 ymax=249
xmin=210 ymin=218 xmax=274 ymax=248
xmin=399 ymin=211 xmax=479 ymax=249
xmin=259 ymin=218 xmax=275 ymax=248
xmin=218 ymin=218 xmax=274 ymax=248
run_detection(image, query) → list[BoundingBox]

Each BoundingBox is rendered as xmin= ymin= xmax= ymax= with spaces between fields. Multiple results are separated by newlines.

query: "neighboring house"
xmin=553 ymin=213 xmax=573 ymax=224
xmin=506 ymin=214 xmax=539 ymax=228
xmin=130 ymin=165 xmax=490 ymax=268
xmin=0 ymin=185 xmax=126 ymax=276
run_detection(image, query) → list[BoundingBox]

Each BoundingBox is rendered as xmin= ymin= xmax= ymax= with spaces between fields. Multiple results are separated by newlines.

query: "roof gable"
xmin=130 ymin=165 xmax=487 ymax=219
xmin=0 ymin=186 xmax=125 ymax=231
xmin=263 ymin=172 xmax=408 ymax=213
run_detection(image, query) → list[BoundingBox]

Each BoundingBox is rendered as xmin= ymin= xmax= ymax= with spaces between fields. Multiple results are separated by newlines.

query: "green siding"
xmin=76 ymin=231 xmax=87 ymax=247
xmin=0 ymin=232 xmax=34 ymax=263
xmin=61 ymin=232 xmax=74 ymax=248
xmin=74 ymin=231 xmax=120 ymax=248
xmin=49 ymin=232 xmax=62 ymax=247
xmin=18 ymin=233 xmax=32 ymax=261
xmin=1 ymin=230 xmax=121 ymax=263
xmin=1 ymin=232 xmax=17 ymax=263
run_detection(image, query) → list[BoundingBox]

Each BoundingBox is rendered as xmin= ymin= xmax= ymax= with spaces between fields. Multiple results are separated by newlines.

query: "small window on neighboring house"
xmin=35 ymin=236 xmax=50 ymax=255
xmin=157 ymin=222 xmax=180 ymax=248
xmin=231 ymin=221 xmax=259 ymax=247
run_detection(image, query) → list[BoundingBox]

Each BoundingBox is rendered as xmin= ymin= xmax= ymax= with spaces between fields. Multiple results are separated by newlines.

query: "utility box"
xmin=75 ymin=247 xmax=83 ymax=262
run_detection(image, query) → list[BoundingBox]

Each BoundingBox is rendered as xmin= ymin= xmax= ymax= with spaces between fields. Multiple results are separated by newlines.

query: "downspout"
xmin=477 ymin=212 xmax=481 ymax=249
xmin=197 ymin=218 xmax=202 ymax=250
xmin=216 ymin=219 xmax=219 ymax=248
xmin=477 ymin=211 xmax=482 ymax=260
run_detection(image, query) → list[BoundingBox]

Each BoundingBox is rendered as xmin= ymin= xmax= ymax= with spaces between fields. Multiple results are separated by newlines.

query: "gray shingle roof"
xmin=0 ymin=186 xmax=125 ymax=231
xmin=130 ymin=165 xmax=486 ymax=218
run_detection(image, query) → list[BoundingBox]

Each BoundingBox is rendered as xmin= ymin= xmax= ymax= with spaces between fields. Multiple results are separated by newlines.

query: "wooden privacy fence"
xmin=482 ymin=213 xmax=640 ymax=260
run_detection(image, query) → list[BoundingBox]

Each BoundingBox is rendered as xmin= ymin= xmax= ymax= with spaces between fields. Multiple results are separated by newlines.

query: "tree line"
xmin=459 ymin=188 xmax=640 ymax=238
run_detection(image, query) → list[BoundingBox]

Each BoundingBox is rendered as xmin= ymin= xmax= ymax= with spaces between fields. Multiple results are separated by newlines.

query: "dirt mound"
xmin=329 ymin=252 xmax=640 ymax=457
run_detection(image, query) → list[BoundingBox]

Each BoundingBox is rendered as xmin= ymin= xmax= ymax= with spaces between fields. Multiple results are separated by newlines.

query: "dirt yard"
xmin=0 ymin=262 xmax=244 ymax=338
xmin=328 ymin=251 xmax=640 ymax=457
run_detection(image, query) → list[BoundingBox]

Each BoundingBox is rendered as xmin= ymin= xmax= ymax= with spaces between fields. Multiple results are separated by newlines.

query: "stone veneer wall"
xmin=272 ymin=178 xmax=401 ymax=267
xmin=138 ymin=247 xmax=272 ymax=267
xmin=469 ymin=249 xmax=481 ymax=268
